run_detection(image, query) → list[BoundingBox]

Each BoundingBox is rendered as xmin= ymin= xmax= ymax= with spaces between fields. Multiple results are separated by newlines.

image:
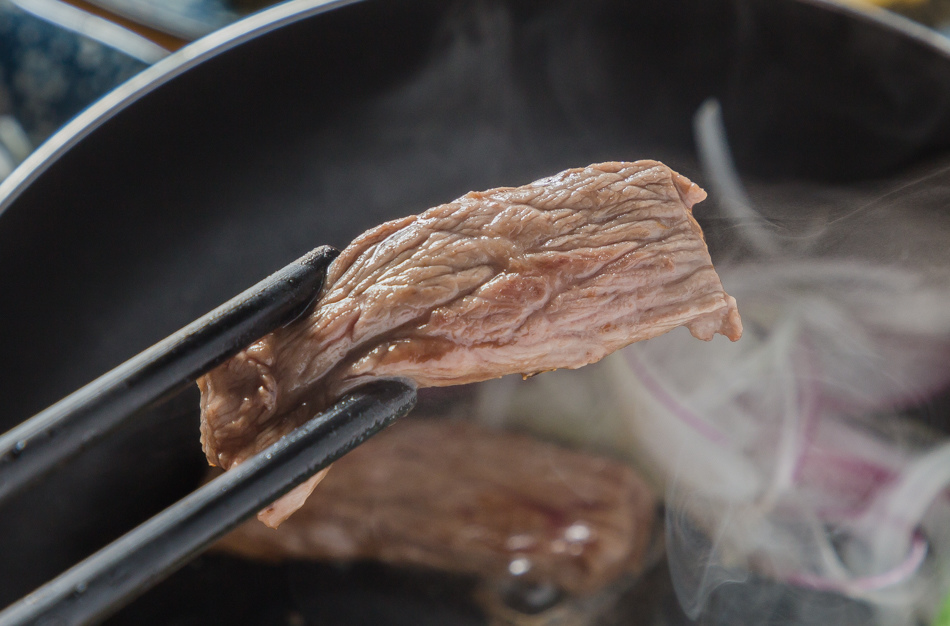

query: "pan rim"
xmin=0 ymin=0 xmax=946 ymax=223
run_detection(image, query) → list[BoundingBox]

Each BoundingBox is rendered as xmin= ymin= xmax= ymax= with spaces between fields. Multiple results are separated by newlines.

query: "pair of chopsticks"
xmin=0 ymin=246 xmax=417 ymax=625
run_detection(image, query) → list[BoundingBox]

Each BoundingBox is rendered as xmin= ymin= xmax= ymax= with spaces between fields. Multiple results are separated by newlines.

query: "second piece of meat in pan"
xmin=216 ymin=417 xmax=658 ymax=595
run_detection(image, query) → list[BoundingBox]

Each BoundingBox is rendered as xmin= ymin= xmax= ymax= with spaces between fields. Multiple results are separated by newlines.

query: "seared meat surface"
xmin=198 ymin=161 xmax=741 ymax=526
xmin=215 ymin=418 xmax=658 ymax=595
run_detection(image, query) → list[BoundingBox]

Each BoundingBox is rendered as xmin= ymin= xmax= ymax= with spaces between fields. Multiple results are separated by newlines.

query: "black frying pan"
xmin=2 ymin=0 xmax=950 ymax=622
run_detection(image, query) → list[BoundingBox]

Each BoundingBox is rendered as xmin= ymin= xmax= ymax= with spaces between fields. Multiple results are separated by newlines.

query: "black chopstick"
xmin=0 ymin=245 xmax=339 ymax=505
xmin=0 ymin=379 xmax=417 ymax=626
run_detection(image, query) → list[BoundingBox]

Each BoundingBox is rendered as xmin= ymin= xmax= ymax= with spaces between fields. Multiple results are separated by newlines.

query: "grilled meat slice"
xmin=216 ymin=418 xmax=658 ymax=595
xmin=198 ymin=160 xmax=741 ymax=526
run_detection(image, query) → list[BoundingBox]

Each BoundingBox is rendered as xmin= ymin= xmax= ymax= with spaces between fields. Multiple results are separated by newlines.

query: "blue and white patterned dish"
xmin=0 ymin=1 xmax=147 ymax=174
xmin=0 ymin=0 xmax=266 ymax=180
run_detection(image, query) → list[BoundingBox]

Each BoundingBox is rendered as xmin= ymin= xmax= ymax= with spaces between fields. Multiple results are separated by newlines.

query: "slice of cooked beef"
xmin=198 ymin=160 xmax=741 ymax=526
xmin=214 ymin=418 xmax=659 ymax=595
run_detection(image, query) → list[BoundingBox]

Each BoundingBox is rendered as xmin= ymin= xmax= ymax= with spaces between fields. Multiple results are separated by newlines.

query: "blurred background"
xmin=0 ymin=0 xmax=279 ymax=177
xmin=0 ymin=0 xmax=945 ymax=178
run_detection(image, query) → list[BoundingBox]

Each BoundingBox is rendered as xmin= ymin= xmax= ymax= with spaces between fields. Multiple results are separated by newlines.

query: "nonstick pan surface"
xmin=2 ymin=0 xmax=950 ymax=622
